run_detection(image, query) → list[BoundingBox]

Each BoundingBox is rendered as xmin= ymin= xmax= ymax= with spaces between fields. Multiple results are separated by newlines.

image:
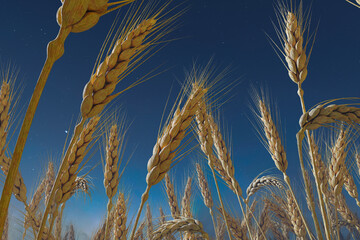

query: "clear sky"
xmin=0 ymin=0 xmax=360 ymax=239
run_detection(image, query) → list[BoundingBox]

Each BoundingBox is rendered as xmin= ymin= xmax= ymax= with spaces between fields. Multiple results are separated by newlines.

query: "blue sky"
xmin=1 ymin=0 xmax=360 ymax=239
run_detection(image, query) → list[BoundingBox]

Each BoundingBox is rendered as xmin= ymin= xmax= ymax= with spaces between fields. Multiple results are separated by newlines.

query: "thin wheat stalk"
xmin=130 ymin=82 xmax=207 ymax=238
xmin=195 ymin=163 xmax=216 ymax=237
xmin=114 ymin=192 xmax=127 ymax=240
xmin=165 ymin=173 xmax=180 ymax=219
xmin=151 ymin=218 xmax=209 ymax=240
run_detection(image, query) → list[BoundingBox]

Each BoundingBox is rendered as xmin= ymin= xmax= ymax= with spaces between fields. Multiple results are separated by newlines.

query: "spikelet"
xmin=114 ymin=192 xmax=127 ymax=240
xmin=246 ymin=176 xmax=282 ymax=200
xmin=104 ymin=125 xmax=120 ymax=199
xmin=81 ymin=18 xmax=157 ymax=118
xmin=196 ymin=164 xmax=213 ymax=209
xmin=218 ymin=207 xmax=248 ymax=240
xmin=343 ymin=165 xmax=360 ymax=206
xmin=328 ymin=129 xmax=348 ymax=196
xmin=286 ymin=190 xmax=306 ymax=239
xmin=258 ymin=100 xmax=288 ymax=173
xmin=283 ymin=11 xmax=308 ymax=84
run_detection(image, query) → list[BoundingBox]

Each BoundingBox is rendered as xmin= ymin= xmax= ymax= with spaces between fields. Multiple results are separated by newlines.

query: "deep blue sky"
xmin=1 ymin=0 xmax=360 ymax=238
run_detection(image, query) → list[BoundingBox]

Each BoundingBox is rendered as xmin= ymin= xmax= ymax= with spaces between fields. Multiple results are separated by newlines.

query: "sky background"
xmin=0 ymin=0 xmax=360 ymax=239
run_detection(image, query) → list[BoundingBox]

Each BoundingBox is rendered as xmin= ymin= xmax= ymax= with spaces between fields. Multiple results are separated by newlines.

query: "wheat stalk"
xmin=151 ymin=218 xmax=209 ymax=240
xmin=130 ymin=81 xmax=207 ymax=238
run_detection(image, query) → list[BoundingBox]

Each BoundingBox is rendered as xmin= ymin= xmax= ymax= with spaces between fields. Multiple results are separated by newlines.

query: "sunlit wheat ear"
xmin=151 ymin=218 xmax=209 ymax=240
xmin=207 ymin=112 xmax=243 ymax=195
xmin=258 ymin=99 xmax=287 ymax=173
xmin=217 ymin=207 xmax=247 ymax=240
xmin=24 ymin=176 xmax=47 ymax=237
xmin=0 ymin=80 xmax=27 ymax=203
xmin=103 ymin=124 xmax=121 ymax=239
xmin=0 ymin=156 xmax=27 ymax=203
xmin=304 ymin=170 xmax=315 ymax=212
xmin=181 ymin=177 xmax=193 ymax=218
xmin=56 ymin=0 xmax=134 ymax=33
xmin=216 ymin=216 xmax=226 ymax=240
xmin=130 ymin=82 xmax=207 ymax=238
xmin=328 ymin=129 xmax=348 ymax=196
xmin=343 ymin=165 xmax=360 ymax=206
xmin=45 ymin=162 xmax=56 ymax=215
xmin=196 ymin=163 xmax=213 ymax=210
xmin=134 ymin=221 xmax=146 ymax=240
xmin=92 ymin=219 xmax=106 ymax=240
xmin=308 ymin=134 xmax=329 ymax=195
xmin=263 ymin=197 xmax=292 ymax=232
xmin=333 ymin=194 xmax=360 ymax=233
xmin=181 ymin=177 xmax=195 ymax=240
xmin=114 ymin=192 xmax=127 ymax=240
xmin=299 ymin=103 xmax=360 ymax=131
xmin=64 ymin=224 xmax=75 ymax=240
xmin=256 ymin=204 xmax=270 ymax=240
xmin=245 ymin=176 xmax=283 ymax=201
xmin=104 ymin=125 xmax=121 ymax=199
xmin=165 ymin=173 xmax=180 ymax=219
xmin=55 ymin=116 xmax=100 ymax=204
xmin=286 ymin=190 xmax=306 ymax=239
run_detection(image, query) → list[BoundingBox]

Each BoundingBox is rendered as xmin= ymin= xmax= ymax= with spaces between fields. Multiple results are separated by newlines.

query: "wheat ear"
xmin=256 ymin=204 xmax=270 ymax=240
xmin=92 ymin=219 xmax=106 ymax=240
xmin=151 ymin=218 xmax=209 ymax=240
xmin=334 ymin=194 xmax=360 ymax=234
xmin=245 ymin=176 xmax=282 ymax=201
xmin=146 ymin=203 xmax=153 ymax=240
xmin=286 ymin=190 xmax=306 ymax=239
xmin=134 ymin=221 xmax=145 ymax=240
xmin=194 ymin=99 xmax=234 ymax=240
xmin=195 ymin=163 xmax=216 ymax=236
xmin=258 ymin=99 xmax=312 ymax=238
xmin=130 ymin=82 xmax=207 ymax=238
xmin=218 ymin=206 xmax=248 ymax=240
xmin=113 ymin=192 xmax=127 ymax=240
xmin=181 ymin=177 xmax=195 ymax=240
xmin=159 ymin=207 xmax=176 ymax=240
xmin=104 ymin=124 xmax=121 ymax=240
xmin=165 ymin=173 xmax=180 ymax=219
xmin=343 ymin=165 xmax=360 ymax=207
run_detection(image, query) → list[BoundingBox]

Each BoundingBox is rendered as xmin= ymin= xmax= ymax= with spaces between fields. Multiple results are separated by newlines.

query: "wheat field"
xmin=0 ymin=0 xmax=359 ymax=239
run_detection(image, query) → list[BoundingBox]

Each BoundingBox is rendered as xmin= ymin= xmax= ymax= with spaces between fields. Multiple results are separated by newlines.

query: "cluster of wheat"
xmin=0 ymin=0 xmax=360 ymax=239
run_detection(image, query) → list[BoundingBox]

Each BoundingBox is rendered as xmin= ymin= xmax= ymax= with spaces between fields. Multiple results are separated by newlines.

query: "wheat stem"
xmin=0 ymin=26 xmax=71 ymax=237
